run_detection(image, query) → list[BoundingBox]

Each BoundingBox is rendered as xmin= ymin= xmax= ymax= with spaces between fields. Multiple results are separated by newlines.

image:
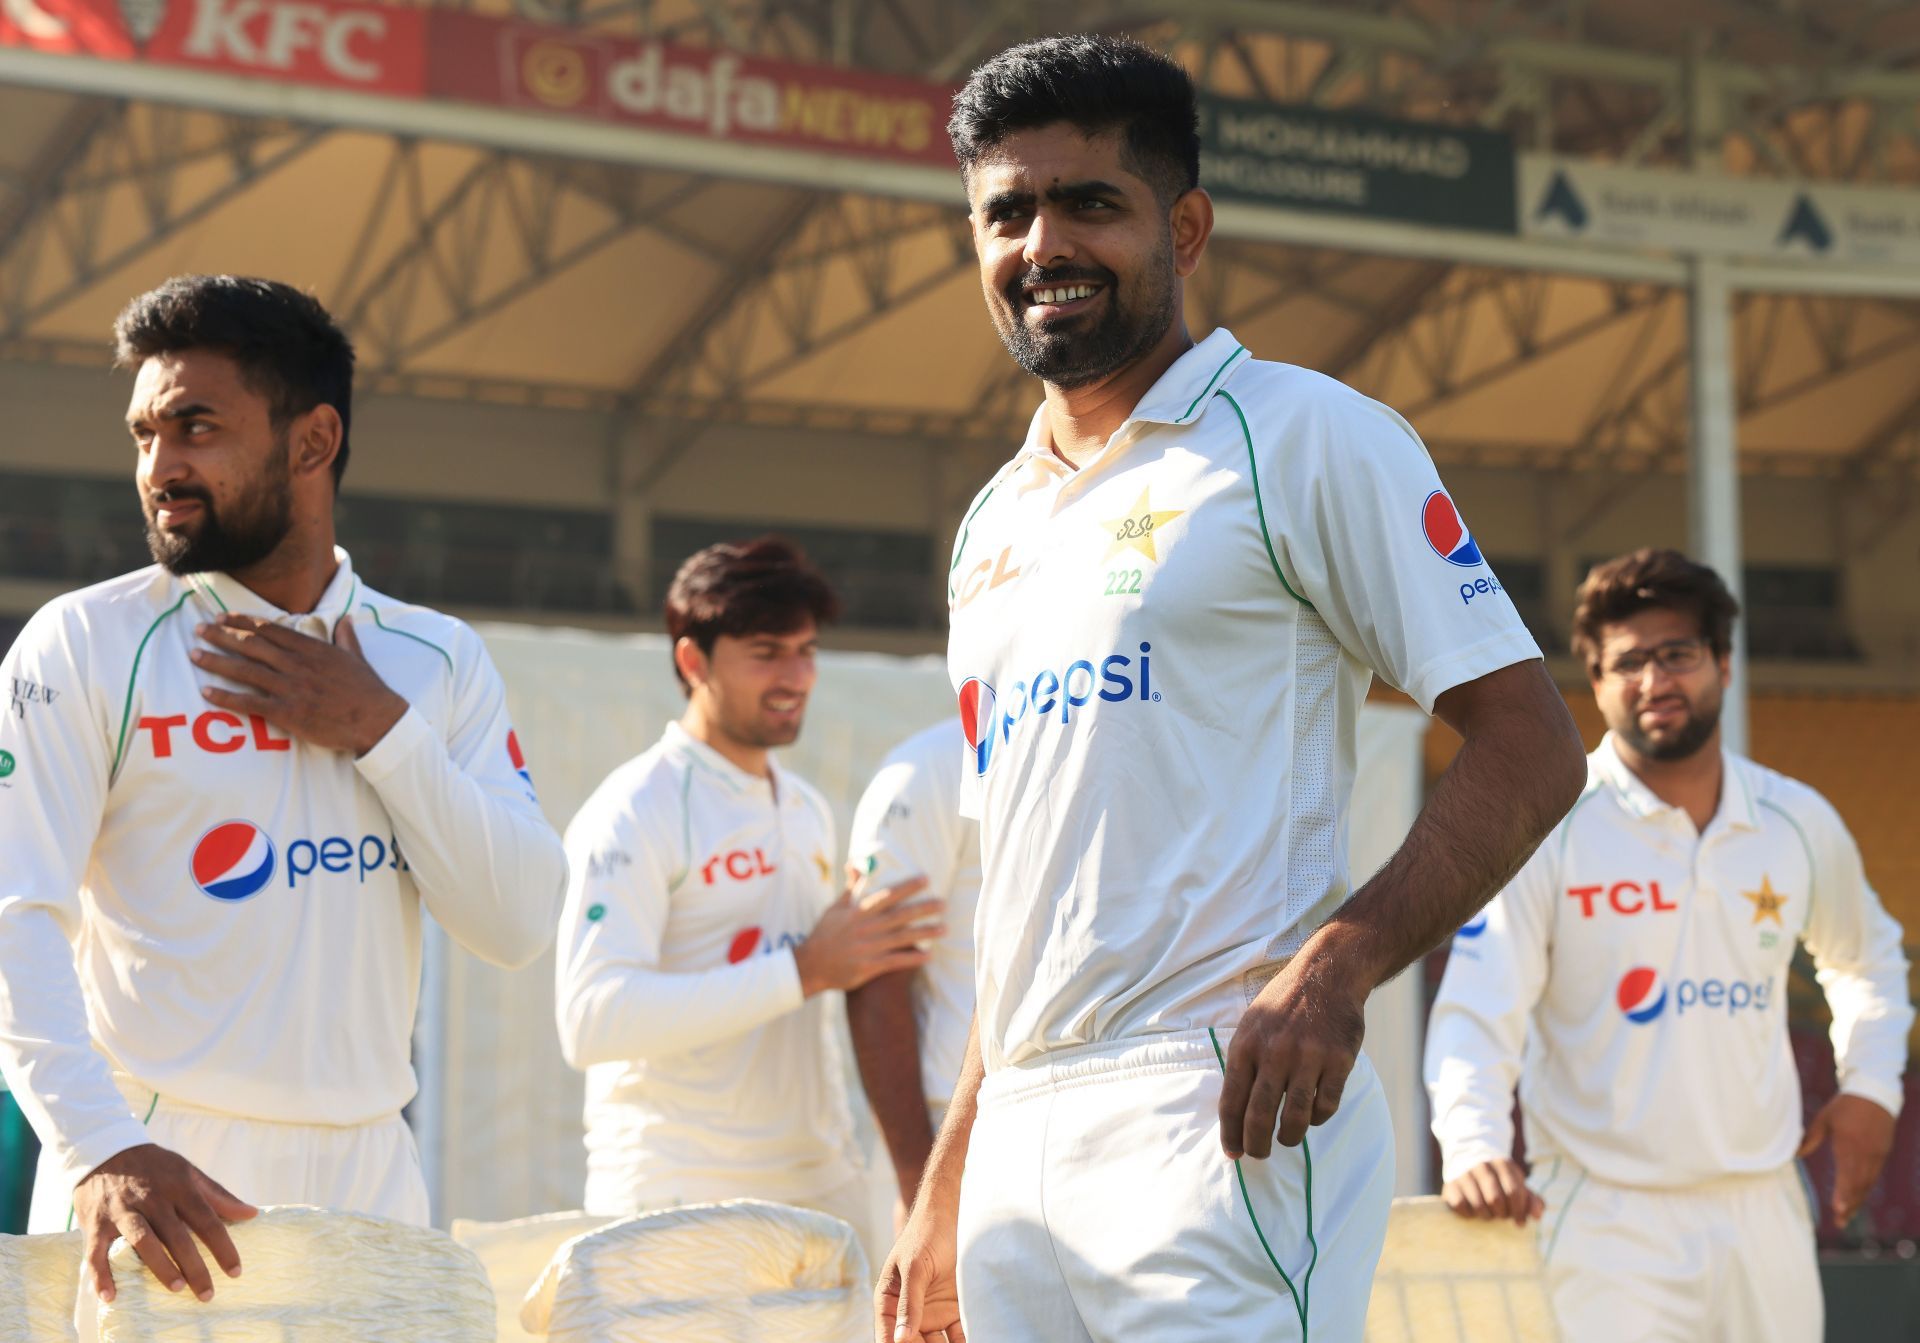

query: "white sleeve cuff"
xmin=57 ymin=1116 xmax=155 ymax=1190
xmin=1438 ymin=1141 xmax=1513 ymax=1186
xmin=1838 ymin=1077 xmax=1905 ymax=1120
xmin=352 ymin=706 xmax=432 ymax=784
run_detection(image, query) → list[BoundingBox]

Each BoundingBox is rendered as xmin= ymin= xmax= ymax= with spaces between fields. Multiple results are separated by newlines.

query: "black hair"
xmin=113 ymin=275 xmax=356 ymax=488
xmin=948 ymin=35 xmax=1201 ymax=205
xmin=664 ymin=535 xmax=842 ymax=694
xmin=1571 ymin=548 xmax=1741 ymax=675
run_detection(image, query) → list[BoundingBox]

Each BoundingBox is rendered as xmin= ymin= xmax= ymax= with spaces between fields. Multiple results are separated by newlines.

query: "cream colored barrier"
xmin=0 ymin=1227 xmax=82 ymax=1342
xmin=451 ymin=1210 xmax=614 ymax=1343
xmin=518 ymin=1200 xmax=869 ymax=1343
xmin=1364 ymin=1196 xmax=1559 ymax=1343
xmin=94 ymin=1207 xmax=495 ymax=1342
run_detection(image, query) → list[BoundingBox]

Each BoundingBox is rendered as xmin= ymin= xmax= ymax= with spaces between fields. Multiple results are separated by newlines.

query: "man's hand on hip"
xmin=74 ymin=1143 xmax=257 ymax=1303
xmin=191 ymin=614 xmax=407 ymax=757
xmin=1798 ymin=1093 xmax=1897 ymax=1226
xmin=796 ymin=878 xmax=940 ymax=997
xmin=1441 ymin=1157 xmax=1544 ymax=1226
xmin=1218 ymin=931 xmax=1373 ymax=1160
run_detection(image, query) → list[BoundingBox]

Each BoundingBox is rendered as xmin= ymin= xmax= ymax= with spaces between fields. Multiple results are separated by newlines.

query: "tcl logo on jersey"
xmin=1569 ymin=881 xmax=1678 ymax=918
xmin=140 ymin=711 xmax=292 ymax=757
xmin=1422 ymin=491 xmax=1484 ymax=568
xmin=1615 ymin=965 xmax=1772 ymax=1024
xmin=952 ymin=545 xmax=1022 ymax=613
xmin=958 ymin=643 xmax=1160 ymax=777
xmin=701 ymin=849 xmax=777 ymax=884
xmin=189 ymin=817 xmax=407 ymax=901
xmin=725 ymin=925 xmax=806 ymax=964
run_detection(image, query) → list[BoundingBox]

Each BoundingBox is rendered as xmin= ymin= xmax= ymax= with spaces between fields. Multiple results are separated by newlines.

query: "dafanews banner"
xmin=1199 ymin=95 xmax=1516 ymax=234
xmin=1519 ymin=154 xmax=1920 ymax=268
xmin=427 ymin=12 xmax=955 ymax=169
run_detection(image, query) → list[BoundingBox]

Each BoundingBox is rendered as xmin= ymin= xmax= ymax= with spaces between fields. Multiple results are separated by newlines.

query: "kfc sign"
xmin=1 ymin=0 xmax=424 ymax=92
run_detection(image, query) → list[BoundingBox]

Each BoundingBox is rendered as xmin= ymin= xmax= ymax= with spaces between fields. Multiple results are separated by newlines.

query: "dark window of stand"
xmin=650 ymin=517 xmax=936 ymax=631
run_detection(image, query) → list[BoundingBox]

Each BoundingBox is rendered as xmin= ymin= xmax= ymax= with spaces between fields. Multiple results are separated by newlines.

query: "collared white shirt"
xmin=947 ymin=328 xmax=1540 ymax=1071
xmin=0 ymin=551 xmax=566 ymax=1189
xmin=1427 ymin=734 xmax=1912 ymax=1188
xmin=845 ymin=718 xmax=980 ymax=1106
xmin=555 ymin=722 xmax=859 ymax=1208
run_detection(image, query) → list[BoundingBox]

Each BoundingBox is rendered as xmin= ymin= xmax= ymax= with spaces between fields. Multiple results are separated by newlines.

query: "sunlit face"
xmin=684 ymin=620 xmax=820 ymax=751
xmin=1590 ymin=607 xmax=1731 ymax=763
xmin=127 ymin=350 xmax=293 ymax=575
xmin=966 ymin=124 xmax=1182 ymax=389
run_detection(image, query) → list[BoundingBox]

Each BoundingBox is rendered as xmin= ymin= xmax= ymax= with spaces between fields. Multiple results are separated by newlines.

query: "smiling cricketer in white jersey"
xmin=0 ymin=551 xmax=568 ymax=1234
xmin=555 ymin=721 xmax=862 ymax=1215
xmin=944 ymin=328 xmax=1543 ymax=1338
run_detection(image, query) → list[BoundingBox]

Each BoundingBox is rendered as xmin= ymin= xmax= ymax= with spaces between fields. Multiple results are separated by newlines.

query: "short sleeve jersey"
xmin=947 ymin=329 xmax=1540 ymax=1070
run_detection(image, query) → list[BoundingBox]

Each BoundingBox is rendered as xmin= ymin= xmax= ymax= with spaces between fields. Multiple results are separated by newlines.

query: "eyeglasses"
xmin=1601 ymin=638 xmax=1709 ymax=682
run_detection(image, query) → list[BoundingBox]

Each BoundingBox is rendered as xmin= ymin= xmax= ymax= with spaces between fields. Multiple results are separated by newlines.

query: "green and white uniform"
xmin=946 ymin=329 xmax=1539 ymax=1341
xmin=554 ymin=723 xmax=874 ymax=1259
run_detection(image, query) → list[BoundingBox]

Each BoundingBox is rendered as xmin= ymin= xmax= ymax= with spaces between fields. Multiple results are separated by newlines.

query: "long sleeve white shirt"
xmin=1426 ymin=734 xmax=1912 ymax=1188
xmin=844 ymin=718 xmax=980 ymax=1107
xmin=554 ymin=723 xmax=859 ymax=1208
xmin=0 ymin=552 xmax=568 ymax=1191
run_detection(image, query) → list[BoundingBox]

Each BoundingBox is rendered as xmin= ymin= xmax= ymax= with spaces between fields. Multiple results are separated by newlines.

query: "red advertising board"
xmin=426 ymin=12 xmax=953 ymax=168
xmin=1 ymin=0 xmax=955 ymax=168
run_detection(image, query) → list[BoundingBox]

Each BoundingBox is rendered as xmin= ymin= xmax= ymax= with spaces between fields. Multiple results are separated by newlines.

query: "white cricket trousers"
xmin=956 ymin=1028 xmax=1394 ymax=1343
xmin=1530 ymin=1154 xmax=1823 ymax=1343
xmin=27 ymin=1078 xmax=430 ymax=1233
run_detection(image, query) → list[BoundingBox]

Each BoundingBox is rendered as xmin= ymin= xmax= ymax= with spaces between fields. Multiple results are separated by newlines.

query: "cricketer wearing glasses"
xmin=1424 ymin=548 xmax=1912 ymax=1343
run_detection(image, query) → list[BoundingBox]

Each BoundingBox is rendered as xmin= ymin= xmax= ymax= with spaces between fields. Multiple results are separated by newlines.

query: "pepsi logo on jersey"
xmin=507 ymin=730 xmax=537 ymax=797
xmin=1615 ymin=965 xmax=1772 ymax=1024
xmin=189 ymin=818 xmax=409 ymax=902
xmin=958 ymin=642 xmax=1161 ymax=778
xmin=1421 ymin=492 xmax=1484 ymax=568
xmin=725 ymin=925 xmax=806 ymax=964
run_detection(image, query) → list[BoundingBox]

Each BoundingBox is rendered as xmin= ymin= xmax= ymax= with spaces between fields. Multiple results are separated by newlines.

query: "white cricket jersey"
xmin=1426 ymin=734 xmax=1913 ymax=1189
xmin=555 ymin=722 xmax=859 ymax=1208
xmin=845 ymin=718 xmax=980 ymax=1105
xmin=946 ymin=328 xmax=1540 ymax=1071
xmin=0 ymin=551 xmax=567 ymax=1191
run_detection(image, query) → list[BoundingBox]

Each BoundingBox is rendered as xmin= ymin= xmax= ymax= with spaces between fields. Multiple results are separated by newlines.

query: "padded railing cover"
xmin=1364 ymin=1196 xmax=1559 ymax=1342
xmin=0 ymin=1228 xmax=83 ymax=1342
xmin=451 ymin=1209 xmax=614 ymax=1343
xmin=95 ymin=1206 xmax=495 ymax=1342
xmin=520 ymin=1199 xmax=870 ymax=1342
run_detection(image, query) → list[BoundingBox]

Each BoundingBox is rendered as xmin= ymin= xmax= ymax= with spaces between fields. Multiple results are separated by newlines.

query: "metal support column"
xmin=1687 ymin=254 xmax=1749 ymax=755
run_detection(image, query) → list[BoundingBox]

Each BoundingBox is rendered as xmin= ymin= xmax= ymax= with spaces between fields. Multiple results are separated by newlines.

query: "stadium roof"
xmin=4 ymin=0 xmax=1920 ymax=488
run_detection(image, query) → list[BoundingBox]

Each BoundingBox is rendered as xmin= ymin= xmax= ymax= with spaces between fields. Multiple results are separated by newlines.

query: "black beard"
xmin=991 ymin=246 xmax=1178 ymax=390
xmin=144 ymin=448 xmax=293 ymax=576
xmin=1620 ymin=698 xmax=1722 ymax=762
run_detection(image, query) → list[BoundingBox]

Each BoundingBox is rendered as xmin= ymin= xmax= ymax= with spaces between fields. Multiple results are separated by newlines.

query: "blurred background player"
xmin=1425 ymin=548 xmax=1912 ymax=1343
xmin=0 ymin=275 xmax=568 ymax=1307
xmin=879 ymin=36 xmax=1586 ymax=1343
xmin=553 ymin=535 xmax=940 ymax=1274
xmin=844 ymin=718 xmax=981 ymax=1223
